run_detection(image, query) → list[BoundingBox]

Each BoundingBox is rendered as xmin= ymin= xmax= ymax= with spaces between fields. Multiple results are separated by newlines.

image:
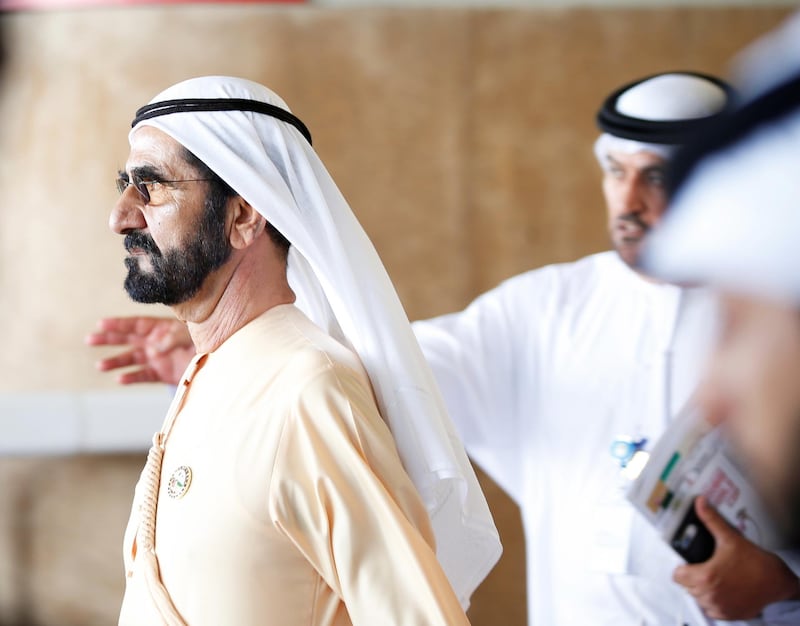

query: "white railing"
xmin=0 ymin=389 xmax=171 ymax=455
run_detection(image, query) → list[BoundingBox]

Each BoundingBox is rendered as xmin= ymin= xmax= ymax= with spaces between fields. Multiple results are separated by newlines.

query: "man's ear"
xmin=228 ymin=196 xmax=266 ymax=250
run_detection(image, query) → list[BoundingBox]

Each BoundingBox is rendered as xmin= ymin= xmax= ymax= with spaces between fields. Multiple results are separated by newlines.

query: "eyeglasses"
xmin=116 ymin=175 xmax=213 ymax=204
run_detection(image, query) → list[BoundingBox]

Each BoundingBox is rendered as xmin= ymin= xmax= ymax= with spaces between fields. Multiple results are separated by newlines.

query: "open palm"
xmin=86 ymin=316 xmax=196 ymax=386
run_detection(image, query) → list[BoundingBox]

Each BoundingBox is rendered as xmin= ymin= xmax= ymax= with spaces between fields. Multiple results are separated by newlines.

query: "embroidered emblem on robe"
xmin=167 ymin=465 xmax=192 ymax=499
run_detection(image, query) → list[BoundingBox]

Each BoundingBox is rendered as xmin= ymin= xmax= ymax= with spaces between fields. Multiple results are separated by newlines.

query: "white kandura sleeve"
xmin=413 ymin=280 xmax=531 ymax=503
xmin=761 ymin=549 xmax=800 ymax=625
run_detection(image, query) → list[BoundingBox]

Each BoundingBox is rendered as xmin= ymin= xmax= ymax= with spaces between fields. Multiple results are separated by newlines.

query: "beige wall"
xmin=0 ymin=5 xmax=794 ymax=625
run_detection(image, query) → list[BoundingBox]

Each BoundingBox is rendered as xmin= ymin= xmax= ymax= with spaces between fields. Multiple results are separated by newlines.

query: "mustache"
xmin=617 ymin=213 xmax=650 ymax=232
xmin=124 ymin=231 xmax=161 ymax=257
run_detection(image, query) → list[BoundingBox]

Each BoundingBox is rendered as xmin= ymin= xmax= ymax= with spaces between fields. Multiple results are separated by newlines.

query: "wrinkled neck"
xmin=175 ymin=245 xmax=295 ymax=353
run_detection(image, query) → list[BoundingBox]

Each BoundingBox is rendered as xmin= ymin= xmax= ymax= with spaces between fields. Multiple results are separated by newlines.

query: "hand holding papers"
xmin=626 ymin=403 xmax=780 ymax=563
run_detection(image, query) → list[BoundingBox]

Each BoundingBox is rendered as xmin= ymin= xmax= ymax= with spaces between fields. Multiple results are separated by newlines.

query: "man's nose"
xmin=109 ymin=192 xmax=146 ymax=234
xmin=618 ymin=179 xmax=645 ymax=214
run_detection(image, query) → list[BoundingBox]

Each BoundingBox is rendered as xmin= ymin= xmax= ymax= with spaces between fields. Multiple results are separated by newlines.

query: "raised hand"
xmin=85 ymin=316 xmax=196 ymax=386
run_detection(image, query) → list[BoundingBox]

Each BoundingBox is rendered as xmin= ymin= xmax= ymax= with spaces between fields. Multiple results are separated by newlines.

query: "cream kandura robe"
xmin=119 ymin=304 xmax=468 ymax=626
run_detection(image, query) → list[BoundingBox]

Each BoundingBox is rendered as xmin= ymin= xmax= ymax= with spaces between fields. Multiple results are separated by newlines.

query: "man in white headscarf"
xmin=644 ymin=9 xmax=800 ymax=611
xmin=106 ymin=75 xmax=500 ymax=625
xmin=413 ymin=71 xmax=800 ymax=626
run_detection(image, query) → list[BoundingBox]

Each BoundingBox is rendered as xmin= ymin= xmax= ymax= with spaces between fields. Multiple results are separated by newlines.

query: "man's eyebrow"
xmin=129 ymin=165 xmax=168 ymax=181
xmin=606 ymin=155 xmax=622 ymax=168
xmin=642 ymin=164 xmax=666 ymax=175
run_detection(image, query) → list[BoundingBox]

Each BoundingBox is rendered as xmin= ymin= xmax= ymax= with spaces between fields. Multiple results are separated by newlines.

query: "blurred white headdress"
xmin=643 ymin=13 xmax=800 ymax=304
xmin=594 ymin=71 xmax=733 ymax=166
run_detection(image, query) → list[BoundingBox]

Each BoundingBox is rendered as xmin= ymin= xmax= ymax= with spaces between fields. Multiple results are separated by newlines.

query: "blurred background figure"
xmin=645 ymin=12 xmax=800 ymax=549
